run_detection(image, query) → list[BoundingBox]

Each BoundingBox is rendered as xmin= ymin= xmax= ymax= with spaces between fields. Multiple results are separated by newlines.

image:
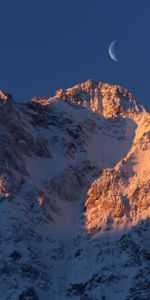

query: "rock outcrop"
xmin=0 ymin=81 xmax=149 ymax=300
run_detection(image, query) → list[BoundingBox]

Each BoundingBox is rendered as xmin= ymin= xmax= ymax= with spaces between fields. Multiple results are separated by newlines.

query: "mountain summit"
xmin=0 ymin=80 xmax=150 ymax=300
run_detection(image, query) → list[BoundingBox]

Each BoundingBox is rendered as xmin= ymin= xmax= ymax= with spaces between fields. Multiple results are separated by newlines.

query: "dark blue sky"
xmin=0 ymin=0 xmax=150 ymax=108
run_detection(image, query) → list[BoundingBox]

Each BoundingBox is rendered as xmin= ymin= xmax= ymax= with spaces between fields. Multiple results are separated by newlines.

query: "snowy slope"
xmin=0 ymin=81 xmax=149 ymax=300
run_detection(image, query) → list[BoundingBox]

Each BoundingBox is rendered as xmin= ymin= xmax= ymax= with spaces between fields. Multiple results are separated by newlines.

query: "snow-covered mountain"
xmin=0 ymin=80 xmax=149 ymax=300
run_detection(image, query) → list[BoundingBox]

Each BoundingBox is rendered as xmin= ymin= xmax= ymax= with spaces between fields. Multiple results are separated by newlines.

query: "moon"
xmin=108 ymin=40 xmax=119 ymax=62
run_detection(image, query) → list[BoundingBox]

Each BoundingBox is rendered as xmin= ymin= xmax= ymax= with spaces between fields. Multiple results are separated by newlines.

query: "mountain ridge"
xmin=0 ymin=80 xmax=149 ymax=300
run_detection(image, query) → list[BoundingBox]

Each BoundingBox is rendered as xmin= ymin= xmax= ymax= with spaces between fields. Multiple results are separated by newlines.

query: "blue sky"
xmin=0 ymin=0 xmax=150 ymax=108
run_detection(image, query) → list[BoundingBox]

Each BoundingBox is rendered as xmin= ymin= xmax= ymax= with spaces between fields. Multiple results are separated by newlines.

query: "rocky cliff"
xmin=0 ymin=80 xmax=149 ymax=300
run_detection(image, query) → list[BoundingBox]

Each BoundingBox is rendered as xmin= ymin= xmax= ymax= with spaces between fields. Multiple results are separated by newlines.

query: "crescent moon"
xmin=108 ymin=40 xmax=119 ymax=62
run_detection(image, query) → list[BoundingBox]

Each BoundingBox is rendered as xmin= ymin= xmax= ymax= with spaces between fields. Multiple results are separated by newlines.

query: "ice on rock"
xmin=0 ymin=80 xmax=149 ymax=300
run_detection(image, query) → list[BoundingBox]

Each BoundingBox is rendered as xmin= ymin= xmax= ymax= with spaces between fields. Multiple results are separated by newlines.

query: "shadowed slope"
xmin=0 ymin=81 xmax=149 ymax=300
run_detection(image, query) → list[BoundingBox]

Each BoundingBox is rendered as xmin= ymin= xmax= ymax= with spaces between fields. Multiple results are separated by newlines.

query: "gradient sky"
xmin=0 ymin=0 xmax=150 ymax=108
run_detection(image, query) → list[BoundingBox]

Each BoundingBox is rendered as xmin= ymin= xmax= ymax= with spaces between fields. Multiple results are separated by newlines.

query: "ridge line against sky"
xmin=0 ymin=0 xmax=150 ymax=109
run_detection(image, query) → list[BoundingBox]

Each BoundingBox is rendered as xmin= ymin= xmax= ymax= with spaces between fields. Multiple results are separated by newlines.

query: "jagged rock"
xmin=0 ymin=81 xmax=149 ymax=300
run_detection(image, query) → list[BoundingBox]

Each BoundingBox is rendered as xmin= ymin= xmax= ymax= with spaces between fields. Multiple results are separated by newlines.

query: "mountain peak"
xmin=55 ymin=80 xmax=144 ymax=119
xmin=0 ymin=80 xmax=149 ymax=299
xmin=0 ymin=90 xmax=12 ymax=102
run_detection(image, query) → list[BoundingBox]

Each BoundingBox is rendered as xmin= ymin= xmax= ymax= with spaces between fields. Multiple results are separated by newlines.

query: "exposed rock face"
xmin=0 ymin=81 xmax=149 ymax=300
xmin=85 ymin=114 xmax=150 ymax=234
xmin=55 ymin=80 xmax=141 ymax=118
